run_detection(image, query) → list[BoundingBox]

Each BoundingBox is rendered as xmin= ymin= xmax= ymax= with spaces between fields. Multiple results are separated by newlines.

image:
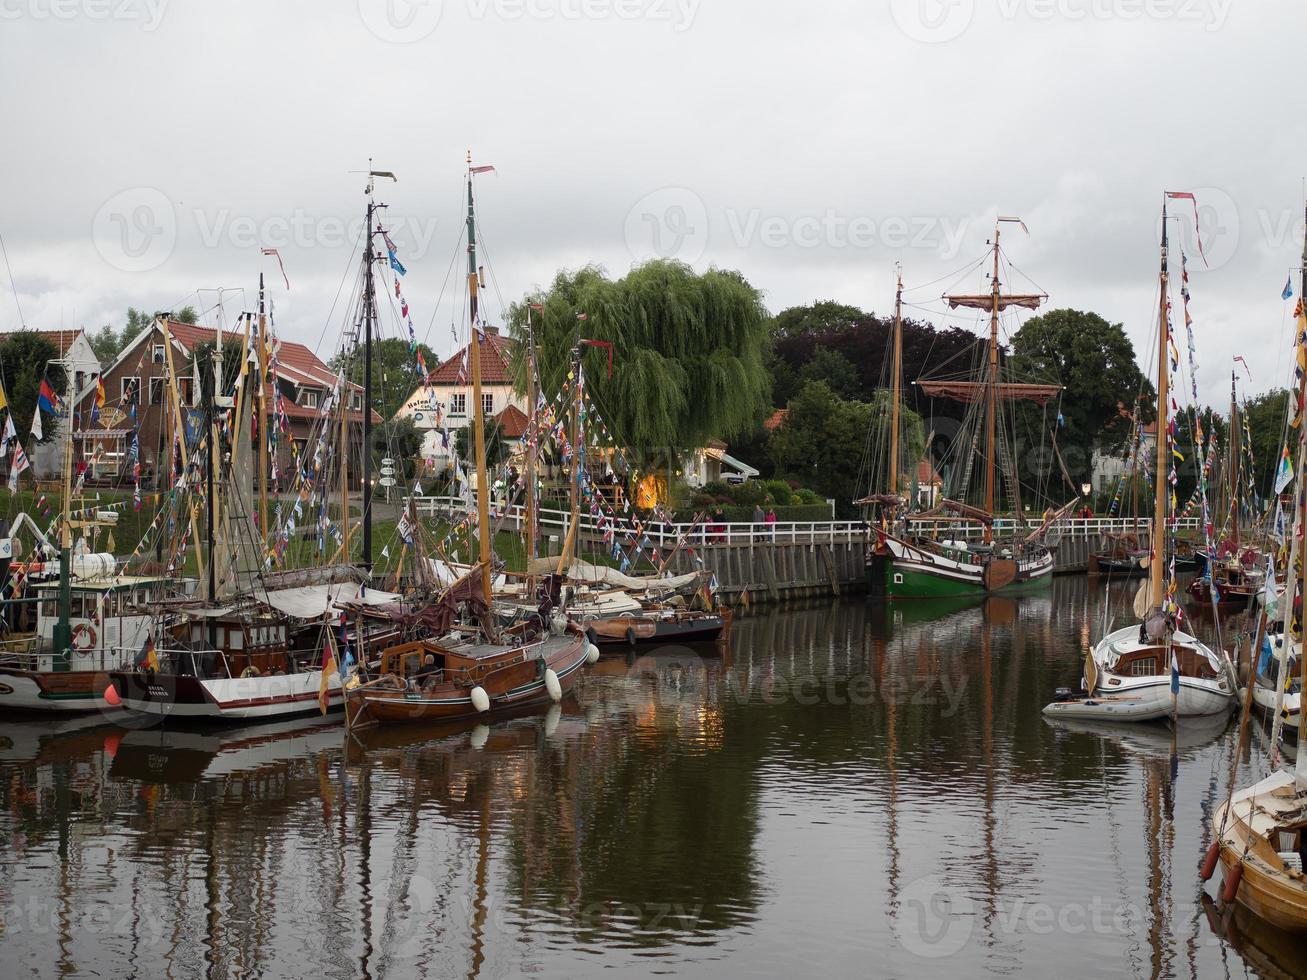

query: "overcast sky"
xmin=0 ymin=0 xmax=1302 ymax=408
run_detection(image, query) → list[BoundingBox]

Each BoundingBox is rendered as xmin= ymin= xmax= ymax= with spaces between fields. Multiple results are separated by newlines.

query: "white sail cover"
xmin=526 ymin=558 xmax=701 ymax=593
xmin=260 ymin=583 xmax=402 ymax=620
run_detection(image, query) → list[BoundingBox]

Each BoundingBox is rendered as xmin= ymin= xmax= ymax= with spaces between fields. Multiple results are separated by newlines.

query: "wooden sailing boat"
xmin=867 ymin=224 xmax=1067 ymax=599
xmin=1043 ymin=195 xmax=1236 ymax=722
xmin=342 ymin=155 xmax=595 ymax=731
xmin=1188 ymin=367 xmax=1267 ymax=609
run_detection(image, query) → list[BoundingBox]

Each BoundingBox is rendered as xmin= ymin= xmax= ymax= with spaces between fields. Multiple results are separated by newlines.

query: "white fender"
xmin=585 ymin=643 xmax=600 ymax=665
xmin=470 ymin=685 xmax=490 ymax=713
xmin=544 ymin=668 xmax=562 ymax=703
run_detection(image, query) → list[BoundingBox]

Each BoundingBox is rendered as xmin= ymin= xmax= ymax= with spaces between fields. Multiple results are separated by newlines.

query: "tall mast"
xmin=1149 ymin=200 xmax=1171 ymax=610
xmin=362 ymin=190 xmax=376 ymax=569
xmin=1229 ymin=367 xmax=1240 ymax=551
xmin=467 ymin=153 xmax=493 ymax=607
xmin=1297 ymin=203 xmax=1307 ymax=751
xmin=984 ymin=229 xmax=1001 ymax=544
xmin=53 ymin=352 xmax=74 ymax=663
xmin=257 ymin=273 xmax=269 ymax=541
xmin=525 ymin=305 xmax=539 ymax=567
xmin=889 ymin=266 xmax=903 ymax=500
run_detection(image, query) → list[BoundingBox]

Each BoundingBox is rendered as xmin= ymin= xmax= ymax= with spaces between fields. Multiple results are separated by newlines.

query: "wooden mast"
xmin=984 ymin=230 xmax=1001 ymax=545
xmin=1149 ymin=200 xmax=1171 ymax=611
xmin=467 ymin=153 xmax=493 ymax=607
xmin=524 ymin=304 xmax=539 ymax=569
xmin=889 ymin=266 xmax=903 ymax=501
xmin=1229 ymin=368 xmax=1240 ymax=551
xmin=1297 ymin=203 xmax=1307 ymax=751
xmin=258 ymin=274 xmax=269 ymax=542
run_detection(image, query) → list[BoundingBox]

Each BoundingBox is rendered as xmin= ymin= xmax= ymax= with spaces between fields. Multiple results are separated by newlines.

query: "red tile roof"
xmin=763 ymin=408 xmax=788 ymax=432
xmin=427 ymin=328 xmax=516 ymax=385
xmin=916 ymin=459 xmax=943 ymax=484
xmin=494 ymin=404 xmax=529 ymax=439
xmin=0 ymin=328 xmax=87 ymax=356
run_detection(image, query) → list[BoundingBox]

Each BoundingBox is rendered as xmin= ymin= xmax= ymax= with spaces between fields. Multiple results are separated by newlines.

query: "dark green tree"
xmin=454 ymin=417 xmax=509 ymax=471
xmin=372 ymin=415 xmax=424 ymax=482
xmin=0 ymin=333 xmax=66 ymax=444
xmin=1009 ymin=309 xmax=1151 ymax=490
xmin=509 ymin=260 xmax=771 ymax=472
xmin=766 ymin=381 xmax=924 ymax=517
xmin=330 ymin=336 xmax=436 ymax=420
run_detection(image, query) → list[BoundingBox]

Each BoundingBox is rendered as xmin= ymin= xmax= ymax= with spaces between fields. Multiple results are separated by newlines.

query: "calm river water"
xmin=0 ymin=576 xmax=1303 ymax=978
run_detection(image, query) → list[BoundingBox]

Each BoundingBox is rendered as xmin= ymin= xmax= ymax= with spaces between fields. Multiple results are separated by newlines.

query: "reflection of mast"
xmin=468 ymin=784 xmax=490 ymax=980
xmin=980 ymin=609 xmax=999 ymax=940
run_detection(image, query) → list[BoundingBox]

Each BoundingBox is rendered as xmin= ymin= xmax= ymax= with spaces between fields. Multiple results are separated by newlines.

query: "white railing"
xmin=411 ymin=496 xmax=1199 ymax=548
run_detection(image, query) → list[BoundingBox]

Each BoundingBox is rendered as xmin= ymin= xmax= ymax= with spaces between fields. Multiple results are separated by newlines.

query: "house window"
xmin=121 ymin=377 xmax=140 ymax=403
xmin=74 ymin=371 xmax=85 ymax=394
xmin=301 ymin=389 xmax=319 ymax=409
xmin=450 ymin=393 xmax=466 ymax=415
xmin=482 ymin=393 xmax=494 ymax=417
xmin=350 ymin=392 xmax=362 ymax=411
xmin=149 ymin=378 xmax=165 ymax=405
xmin=153 ymin=344 xmax=166 ymax=364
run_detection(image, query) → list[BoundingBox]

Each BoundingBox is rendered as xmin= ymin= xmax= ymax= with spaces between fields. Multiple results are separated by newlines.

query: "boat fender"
xmin=586 ymin=642 xmax=600 ymax=665
xmin=103 ymin=683 xmax=121 ymax=707
xmin=545 ymin=668 xmax=562 ymax=703
xmin=1200 ymin=841 xmax=1220 ymax=882
xmin=1220 ymin=861 xmax=1244 ymax=903
xmin=470 ymin=685 xmax=490 ymax=713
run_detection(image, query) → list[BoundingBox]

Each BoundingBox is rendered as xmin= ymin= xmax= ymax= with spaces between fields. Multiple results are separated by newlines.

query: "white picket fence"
xmin=410 ymin=496 xmax=1198 ymax=547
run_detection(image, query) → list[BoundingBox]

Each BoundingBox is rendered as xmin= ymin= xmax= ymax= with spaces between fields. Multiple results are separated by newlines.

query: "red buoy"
xmin=1221 ymin=862 xmax=1244 ymax=903
xmin=1200 ymin=841 xmax=1221 ymax=881
xmin=103 ymin=683 xmax=120 ymax=707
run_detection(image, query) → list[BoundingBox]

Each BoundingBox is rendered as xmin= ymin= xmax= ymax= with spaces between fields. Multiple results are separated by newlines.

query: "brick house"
xmin=73 ymin=319 xmax=378 ymax=488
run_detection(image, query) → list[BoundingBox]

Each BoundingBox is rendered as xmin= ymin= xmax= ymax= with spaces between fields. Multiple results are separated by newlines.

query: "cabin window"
xmin=894 ymin=574 xmax=904 ymax=584
xmin=1128 ymin=658 xmax=1158 ymax=677
xmin=191 ymin=625 xmax=203 ymax=642
xmin=229 ymin=630 xmax=244 ymax=650
xmin=450 ymin=393 xmax=466 ymax=415
xmin=41 ymin=599 xmax=57 ymax=618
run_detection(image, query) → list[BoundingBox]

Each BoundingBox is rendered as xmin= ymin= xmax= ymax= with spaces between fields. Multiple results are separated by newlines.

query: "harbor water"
xmin=0 ymin=576 xmax=1302 ymax=977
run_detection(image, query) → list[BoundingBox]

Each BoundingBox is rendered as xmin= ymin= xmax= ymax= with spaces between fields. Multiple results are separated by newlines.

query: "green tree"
xmin=0 ymin=333 xmax=66 ymax=444
xmin=90 ymin=306 xmax=197 ymax=364
xmin=1010 ymin=309 xmax=1152 ymax=490
xmin=453 ymin=417 xmax=509 ymax=471
xmin=509 ymin=260 xmax=771 ymax=472
xmin=770 ymin=300 xmax=865 ymax=339
xmin=1240 ymin=388 xmax=1290 ymax=497
xmin=330 ymin=336 xmax=436 ymax=420
xmin=797 ymin=347 xmax=859 ymax=400
xmin=766 ymin=381 xmax=924 ymax=517
xmin=372 ymin=415 xmax=424 ymax=483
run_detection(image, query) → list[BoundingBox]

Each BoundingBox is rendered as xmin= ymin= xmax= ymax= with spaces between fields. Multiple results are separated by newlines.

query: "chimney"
xmin=484 ymin=325 xmax=499 ymax=336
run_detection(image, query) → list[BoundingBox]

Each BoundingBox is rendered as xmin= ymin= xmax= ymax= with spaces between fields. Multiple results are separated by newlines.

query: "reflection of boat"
xmin=1088 ymin=533 xmax=1149 ymax=577
xmin=1201 ymin=891 xmax=1307 ymax=977
xmin=1045 ymin=199 xmax=1236 ymax=723
xmin=1043 ymin=712 xmax=1230 ymax=757
xmin=107 ymin=714 xmax=343 ymax=784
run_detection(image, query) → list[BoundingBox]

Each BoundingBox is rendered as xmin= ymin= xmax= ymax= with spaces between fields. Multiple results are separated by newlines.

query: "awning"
xmin=260 ymin=583 xmax=402 ymax=619
xmin=704 ymin=446 xmax=760 ymax=478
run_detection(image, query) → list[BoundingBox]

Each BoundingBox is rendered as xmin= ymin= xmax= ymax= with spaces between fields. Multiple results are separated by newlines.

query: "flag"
xmin=0 ymin=384 xmax=8 ymax=412
xmin=1170 ymin=648 xmax=1180 ymax=696
xmin=139 ymin=634 xmax=158 ymax=671
xmin=9 ymin=440 xmax=29 ymax=490
xmin=37 ymin=378 xmax=59 ymax=416
xmin=1285 ymin=277 xmax=1295 ymax=301
xmin=0 ymin=414 xmax=12 ymax=458
xmin=387 ymin=248 xmax=406 ymax=276
xmin=30 ymin=409 xmax=41 ymax=442
xmin=1275 ymin=445 xmax=1294 ymax=494
xmin=319 ymin=632 xmax=338 ymax=715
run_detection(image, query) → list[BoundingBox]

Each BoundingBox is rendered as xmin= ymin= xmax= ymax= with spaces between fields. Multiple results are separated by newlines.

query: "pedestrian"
xmin=753 ymin=503 xmax=764 ymax=525
xmin=765 ymin=506 xmax=777 ymax=540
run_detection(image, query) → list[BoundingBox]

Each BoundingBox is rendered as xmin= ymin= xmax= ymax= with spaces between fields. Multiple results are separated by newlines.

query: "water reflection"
xmin=0 ymin=577 xmax=1304 ymax=977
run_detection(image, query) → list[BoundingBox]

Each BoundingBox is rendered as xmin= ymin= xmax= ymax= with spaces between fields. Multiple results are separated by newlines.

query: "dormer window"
xmin=300 ymin=389 xmax=319 ymax=409
xmin=153 ymin=344 xmax=165 ymax=364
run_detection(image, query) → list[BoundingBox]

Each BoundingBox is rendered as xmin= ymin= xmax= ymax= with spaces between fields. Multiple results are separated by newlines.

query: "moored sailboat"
xmin=1044 ymin=193 xmax=1236 ymax=723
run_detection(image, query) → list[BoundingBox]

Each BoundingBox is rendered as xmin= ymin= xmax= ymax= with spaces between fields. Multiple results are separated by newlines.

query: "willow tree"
xmin=509 ymin=260 xmax=771 ymax=476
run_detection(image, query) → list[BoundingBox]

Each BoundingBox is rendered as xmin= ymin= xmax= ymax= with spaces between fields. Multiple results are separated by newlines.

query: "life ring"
xmin=71 ymin=623 xmax=97 ymax=652
xmin=240 ymin=666 xmax=261 ymax=678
